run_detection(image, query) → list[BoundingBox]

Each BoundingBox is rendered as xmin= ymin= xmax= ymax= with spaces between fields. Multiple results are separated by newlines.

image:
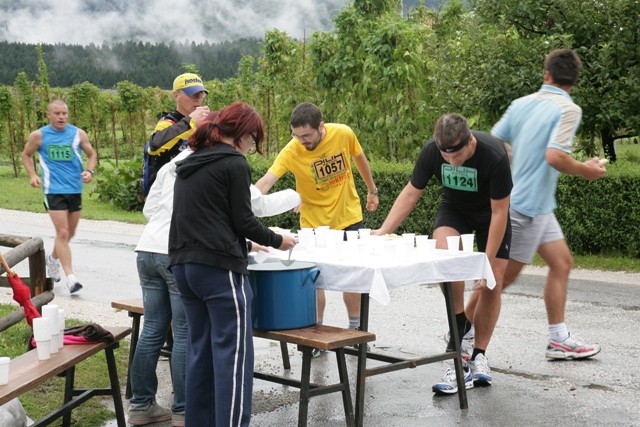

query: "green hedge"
xmin=248 ymin=156 xmax=640 ymax=258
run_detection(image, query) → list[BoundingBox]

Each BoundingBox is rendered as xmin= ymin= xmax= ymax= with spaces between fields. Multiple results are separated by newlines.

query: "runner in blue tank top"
xmin=22 ymin=100 xmax=97 ymax=294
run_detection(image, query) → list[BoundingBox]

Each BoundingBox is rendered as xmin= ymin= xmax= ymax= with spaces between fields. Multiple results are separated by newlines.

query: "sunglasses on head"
xmin=436 ymin=136 xmax=470 ymax=153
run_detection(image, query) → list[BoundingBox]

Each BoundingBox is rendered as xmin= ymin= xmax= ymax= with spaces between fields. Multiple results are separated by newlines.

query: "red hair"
xmin=189 ymin=102 xmax=264 ymax=154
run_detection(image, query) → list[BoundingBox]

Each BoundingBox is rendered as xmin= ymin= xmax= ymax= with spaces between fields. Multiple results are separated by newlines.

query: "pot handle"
xmin=302 ymin=267 xmax=321 ymax=288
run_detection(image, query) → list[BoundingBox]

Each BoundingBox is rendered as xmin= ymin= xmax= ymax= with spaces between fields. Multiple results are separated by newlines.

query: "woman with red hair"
xmin=169 ymin=102 xmax=296 ymax=426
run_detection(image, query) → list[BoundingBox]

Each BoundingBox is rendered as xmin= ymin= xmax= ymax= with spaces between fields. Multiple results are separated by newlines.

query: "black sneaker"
xmin=68 ymin=282 xmax=83 ymax=294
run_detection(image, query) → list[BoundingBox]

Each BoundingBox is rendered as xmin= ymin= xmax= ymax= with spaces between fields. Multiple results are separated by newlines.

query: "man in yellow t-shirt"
xmin=256 ymin=102 xmax=379 ymax=352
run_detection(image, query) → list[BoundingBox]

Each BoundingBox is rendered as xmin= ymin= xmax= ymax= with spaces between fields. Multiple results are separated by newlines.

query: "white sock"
xmin=348 ymin=316 xmax=360 ymax=330
xmin=67 ymin=274 xmax=78 ymax=285
xmin=549 ymin=323 xmax=569 ymax=342
xmin=49 ymin=255 xmax=59 ymax=264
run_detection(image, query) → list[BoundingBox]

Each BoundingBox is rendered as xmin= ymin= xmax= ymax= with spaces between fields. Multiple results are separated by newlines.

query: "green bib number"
xmin=48 ymin=144 xmax=73 ymax=161
xmin=441 ymin=164 xmax=478 ymax=192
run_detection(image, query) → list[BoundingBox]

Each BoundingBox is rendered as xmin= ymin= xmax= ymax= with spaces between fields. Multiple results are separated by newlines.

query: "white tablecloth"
xmin=260 ymin=244 xmax=496 ymax=306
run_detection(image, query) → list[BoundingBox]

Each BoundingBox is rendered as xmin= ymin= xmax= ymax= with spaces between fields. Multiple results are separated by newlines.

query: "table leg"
xmin=443 ymin=282 xmax=468 ymax=409
xmin=354 ymin=293 xmax=370 ymax=427
xmin=125 ymin=312 xmax=142 ymax=400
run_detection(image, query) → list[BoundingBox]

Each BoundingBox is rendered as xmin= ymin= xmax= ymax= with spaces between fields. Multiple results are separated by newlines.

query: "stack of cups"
xmin=32 ymin=317 xmax=52 ymax=360
xmin=41 ymin=305 xmax=60 ymax=354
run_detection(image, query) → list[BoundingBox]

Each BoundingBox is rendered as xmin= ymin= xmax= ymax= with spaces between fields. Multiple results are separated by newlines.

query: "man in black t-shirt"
xmin=374 ymin=113 xmax=512 ymax=395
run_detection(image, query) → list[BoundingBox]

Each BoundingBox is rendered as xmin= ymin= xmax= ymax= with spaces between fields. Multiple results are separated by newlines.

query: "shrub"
xmin=92 ymin=159 xmax=144 ymax=211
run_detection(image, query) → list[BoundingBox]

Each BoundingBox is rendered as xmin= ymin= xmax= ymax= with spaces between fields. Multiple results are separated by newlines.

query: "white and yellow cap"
xmin=173 ymin=73 xmax=208 ymax=96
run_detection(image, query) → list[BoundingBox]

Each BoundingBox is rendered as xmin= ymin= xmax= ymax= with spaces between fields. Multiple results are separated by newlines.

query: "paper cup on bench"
xmin=33 ymin=317 xmax=52 ymax=360
xmin=0 ymin=357 xmax=9 ymax=385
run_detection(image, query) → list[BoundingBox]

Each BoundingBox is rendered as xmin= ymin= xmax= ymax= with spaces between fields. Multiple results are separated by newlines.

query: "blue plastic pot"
xmin=248 ymin=261 xmax=320 ymax=330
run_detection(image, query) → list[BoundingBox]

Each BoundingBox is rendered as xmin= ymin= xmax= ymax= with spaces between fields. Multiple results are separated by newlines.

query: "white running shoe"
xmin=469 ymin=353 xmax=492 ymax=386
xmin=432 ymin=365 xmax=474 ymax=395
xmin=46 ymin=255 xmax=62 ymax=283
xmin=545 ymin=333 xmax=601 ymax=360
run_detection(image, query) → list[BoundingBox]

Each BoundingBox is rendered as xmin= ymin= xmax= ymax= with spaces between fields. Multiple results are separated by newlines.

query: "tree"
xmin=472 ymin=0 xmax=640 ymax=161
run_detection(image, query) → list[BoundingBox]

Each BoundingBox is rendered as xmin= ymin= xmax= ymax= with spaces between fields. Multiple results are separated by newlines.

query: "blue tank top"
xmin=38 ymin=124 xmax=83 ymax=194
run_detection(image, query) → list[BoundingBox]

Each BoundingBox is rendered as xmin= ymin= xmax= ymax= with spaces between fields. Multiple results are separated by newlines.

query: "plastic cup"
xmin=36 ymin=340 xmax=51 ymax=360
xmin=42 ymin=305 xmax=59 ymax=354
xmin=346 ymin=230 xmax=358 ymax=242
xmin=33 ymin=317 xmax=52 ymax=360
xmin=461 ymin=233 xmax=475 ymax=252
xmin=415 ymin=235 xmax=429 ymax=254
xmin=425 ymin=239 xmax=437 ymax=255
xmin=446 ymin=236 xmax=461 ymax=254
xmin=402 ymin=233 xmax=416 ymax=248
xmin=383 ymin=240 xmax=397 ymax=257
xmin=315 ymin=227 xmax=329 ymax=248
xmin=358 ymin=228 xmax=371 ymax=240
xmin=0 ymin=357 xmax=9 ymax=385
xmin=298 ymin=234 xmax=316 ymax=251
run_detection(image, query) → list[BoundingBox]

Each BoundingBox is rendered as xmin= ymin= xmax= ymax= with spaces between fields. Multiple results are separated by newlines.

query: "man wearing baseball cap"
xmin=143 ymin=73 xmax=210 ymax=195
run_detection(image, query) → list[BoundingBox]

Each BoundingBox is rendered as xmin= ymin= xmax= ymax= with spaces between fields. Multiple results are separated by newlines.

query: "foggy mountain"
xmin=1 ymin=0 xmax=350 ymax=45
xmin=0 ymin=1 xmax=434 ymax=45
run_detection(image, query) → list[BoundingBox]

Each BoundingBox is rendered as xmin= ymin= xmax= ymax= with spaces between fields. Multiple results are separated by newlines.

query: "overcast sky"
xmin=0 ymin=0 xmax=348 ymax=45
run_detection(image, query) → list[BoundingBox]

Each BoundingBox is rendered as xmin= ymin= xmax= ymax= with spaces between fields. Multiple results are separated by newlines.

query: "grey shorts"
xmin=509 ymin=209 xmax=564 ymax=264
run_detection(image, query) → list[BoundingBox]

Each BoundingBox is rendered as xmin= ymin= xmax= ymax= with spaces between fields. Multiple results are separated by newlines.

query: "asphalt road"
xmin=1 ymin=208 xmax=639 ymax=426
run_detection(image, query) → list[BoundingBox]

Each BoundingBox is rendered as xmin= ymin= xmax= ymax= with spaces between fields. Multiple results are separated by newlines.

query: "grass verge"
xmin=0 ymin=166 xmax=145 ymax=224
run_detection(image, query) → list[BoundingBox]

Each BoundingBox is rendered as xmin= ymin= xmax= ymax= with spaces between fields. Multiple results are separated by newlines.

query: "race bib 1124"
xmin=441 ymin=164 xmax=478 ymax=192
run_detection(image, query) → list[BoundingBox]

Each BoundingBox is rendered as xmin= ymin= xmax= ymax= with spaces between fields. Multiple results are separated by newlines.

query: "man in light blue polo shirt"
xmin=489 ymin=49 xmax=607 ymax=359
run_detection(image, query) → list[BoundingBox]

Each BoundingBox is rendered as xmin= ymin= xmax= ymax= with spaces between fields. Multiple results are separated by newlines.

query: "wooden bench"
xmin=253 ymin=325 xmax=376 ymax=427
xmin=0 ymin=326 xmax=131 ymax=427
xmin=111 ymin=299 xmax=172 ymax=399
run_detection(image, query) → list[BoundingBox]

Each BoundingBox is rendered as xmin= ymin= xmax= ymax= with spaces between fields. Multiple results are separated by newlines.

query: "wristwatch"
xmin=86 ymin=169 xmax=94 ymax=176
xmin=368 ymin=187 xmax=378 ymax=196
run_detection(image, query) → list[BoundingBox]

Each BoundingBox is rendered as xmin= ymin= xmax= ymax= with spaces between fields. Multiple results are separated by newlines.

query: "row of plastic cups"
xmin=446 ymin=234 xmax=475 ymax=254
xmin=298 ymin=227 xmax=373 ymax=250
xmin=32 ymin=304 xmax=66 ymax=361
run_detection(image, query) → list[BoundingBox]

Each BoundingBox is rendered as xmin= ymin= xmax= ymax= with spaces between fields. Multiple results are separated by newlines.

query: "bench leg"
xmin=62 ymin=367 xmax=75 ymax=427
xmin=125 ymin=313 xmax=142 ymax=399
xmin=280 ymin=341 xmax=291 ymax=370
xmin=335 ymin=348 xmax=355 ymax=427
xmin=297 ymin=347 xmax=313 ymax=427
xmin=105 ymin=346 xmax=127 ymax=427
